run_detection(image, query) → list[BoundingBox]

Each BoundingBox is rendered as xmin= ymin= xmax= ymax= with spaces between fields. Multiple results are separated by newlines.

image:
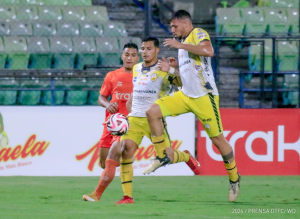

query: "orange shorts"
xmin=99 ymin=124 xmax=121 ymax=148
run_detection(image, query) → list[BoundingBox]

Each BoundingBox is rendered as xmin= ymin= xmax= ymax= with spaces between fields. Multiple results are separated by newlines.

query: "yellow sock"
xmin=172 ymin=150 xmax=190 ymax=164
xmin=224 ymin=159 xmax=238 ymax=182
xmin=120 ymin=158 xmax=133 ymax=198
xmin=152 ymin=135 xmax=167 ymax=158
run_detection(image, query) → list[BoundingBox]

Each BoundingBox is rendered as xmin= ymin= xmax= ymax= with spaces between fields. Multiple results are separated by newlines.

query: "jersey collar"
xmin=181 ymin=28 xmax=195 ymax=43
xmin=141 ymin=61 xmax=158 ymax=74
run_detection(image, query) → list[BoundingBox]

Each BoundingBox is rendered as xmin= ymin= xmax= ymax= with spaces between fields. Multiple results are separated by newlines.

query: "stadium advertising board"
xmin=197 ymin=109 xmax=300 ymax=175
xmin=0 ymin=107 xmax=195 ymax=176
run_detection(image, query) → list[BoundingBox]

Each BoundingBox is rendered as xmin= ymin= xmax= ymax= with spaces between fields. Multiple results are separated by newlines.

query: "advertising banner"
xmin=197 ymin=109 xmax=300 ymax=175
xmin=0 ymin=107 xmax=195 ymax=176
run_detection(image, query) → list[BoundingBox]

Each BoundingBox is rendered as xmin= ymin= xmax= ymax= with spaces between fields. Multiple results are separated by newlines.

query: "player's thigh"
xmin=155 ymin=91 xmax=190 ymax=118
xmin=192 ymin=94 xmax=223 ymax=137
xmin=121 ymin=117 xmax=145 ymax=146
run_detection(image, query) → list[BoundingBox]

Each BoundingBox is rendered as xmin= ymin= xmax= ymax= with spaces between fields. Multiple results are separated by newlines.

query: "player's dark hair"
xmin=142 ymin=36 xmax=159 ymax=48
xmin=171 ymin=10 xmax=192 ymax=21
xmin=123 ymin=42 xmax=138 ymax=51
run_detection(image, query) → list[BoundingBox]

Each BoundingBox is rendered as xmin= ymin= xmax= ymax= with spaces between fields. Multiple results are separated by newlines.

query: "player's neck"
xmin=143 ymin=59 xmax=158 ymax=67
xmin=122 ymin=67 xmax=133 ymax=73
xmin=183 ymin=26 xmax=194 ymax=38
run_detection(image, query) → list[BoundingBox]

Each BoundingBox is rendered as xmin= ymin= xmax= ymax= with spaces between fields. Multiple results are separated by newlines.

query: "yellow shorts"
xmin=120 ymin=117 xmax=171 ymax=147
xmin=155 ymin=91 xmax=223 ymax=137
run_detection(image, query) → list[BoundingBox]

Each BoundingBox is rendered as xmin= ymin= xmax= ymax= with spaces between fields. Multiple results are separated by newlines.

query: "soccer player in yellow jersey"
xmin=83 ymin=36 xmax=200 ymax=204
xmin=144 ymin=10 xmax=241 ymax=202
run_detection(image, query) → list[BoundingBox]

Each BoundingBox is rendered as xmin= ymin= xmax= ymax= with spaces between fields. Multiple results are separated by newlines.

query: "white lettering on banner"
xmin=202 ymin=125 xmax=300 ymax=162
xmin=245 ymin=131 xmax=274 ymax=161
xmin=278 ymin=125 xmax=300 ymax=162
xmin=201 ymin=131 xmax=247 ymax=161
xmin=116 ymin=92 xmax=132 ymax=100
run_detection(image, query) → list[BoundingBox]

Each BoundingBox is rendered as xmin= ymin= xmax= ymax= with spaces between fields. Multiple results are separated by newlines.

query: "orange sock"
xmin=95 ymin=159 xmax=118 ymax=199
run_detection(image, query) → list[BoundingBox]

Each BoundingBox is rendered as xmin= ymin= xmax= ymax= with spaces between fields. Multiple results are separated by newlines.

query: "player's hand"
xmin=158 ymin=57 xmax=170 ymax=72
xmin=167 ymin=57 xmax=178 ymax=68
xmin=106 ymin=102 xmax=118 ymax=114
xmin=163 ymin=38 xmax=183 ymax=49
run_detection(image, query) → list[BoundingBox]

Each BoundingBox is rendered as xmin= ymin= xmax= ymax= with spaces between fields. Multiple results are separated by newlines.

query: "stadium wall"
xmin=197 ymin=109 xmax=300 ymax=175
xmin=0 ymin=107 xmax=195 ymax=176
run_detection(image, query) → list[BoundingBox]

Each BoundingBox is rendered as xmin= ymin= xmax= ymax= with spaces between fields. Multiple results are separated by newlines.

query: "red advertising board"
xmin=197 ymin=109 xmax=300 ymax=175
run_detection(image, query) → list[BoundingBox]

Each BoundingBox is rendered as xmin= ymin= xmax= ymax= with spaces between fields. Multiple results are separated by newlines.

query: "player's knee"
xmin=107 ymin=141 xmax=122 ymax=162
xmin=146 ymin=104 xmax=160 ymax=119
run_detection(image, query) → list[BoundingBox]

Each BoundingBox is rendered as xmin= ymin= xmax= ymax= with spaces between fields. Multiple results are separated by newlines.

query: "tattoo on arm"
xmin=222 ymin=151 xmax=234 ymax=161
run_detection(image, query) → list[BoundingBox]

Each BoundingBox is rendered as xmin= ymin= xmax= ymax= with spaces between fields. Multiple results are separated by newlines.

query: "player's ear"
xmin=156 ymin=47 xmax=160 ymax=55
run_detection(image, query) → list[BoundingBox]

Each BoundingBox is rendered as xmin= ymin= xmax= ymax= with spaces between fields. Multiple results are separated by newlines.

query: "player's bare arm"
xmin=163 ymin=38 xmax=214 ymax=57
xmin=126 ymin=96 xmax=133 ymax=113
xmin=98 ymin=94 xmax=119 ymax=114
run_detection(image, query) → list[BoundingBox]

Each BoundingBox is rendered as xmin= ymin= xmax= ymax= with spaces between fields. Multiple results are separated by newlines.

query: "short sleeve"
xmin=132 ymin=64 xmax=138 ymax=78
xmin=193 ymin=28 xmax=210 ymax=45
xmin=99 ymin=72 xmax=113 ymax=96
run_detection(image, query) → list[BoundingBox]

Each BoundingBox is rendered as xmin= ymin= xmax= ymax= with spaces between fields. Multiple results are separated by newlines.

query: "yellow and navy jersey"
xmin=178 ymin=28 xmax=218 ymax=98
xmin=130 ymin=62 xmax=171 ymax=117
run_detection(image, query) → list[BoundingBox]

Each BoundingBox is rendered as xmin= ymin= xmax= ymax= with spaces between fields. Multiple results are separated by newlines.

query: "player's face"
xmin=121 ymin=48 xmax=139 ymax=70
xmin=170 ymin=18 xmax=186 ymax=38
xmin=140 ymin=41 xmax=159 ymax=63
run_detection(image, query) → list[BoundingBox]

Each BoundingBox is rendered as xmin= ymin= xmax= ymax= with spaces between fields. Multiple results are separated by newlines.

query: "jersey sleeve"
xmin=99 ymin=72 xmax=113 ymax=96
xmin=193 ymin=28 xmax=210 ymax=45
xmin=132 ymin=64 xmax=138 ymax=78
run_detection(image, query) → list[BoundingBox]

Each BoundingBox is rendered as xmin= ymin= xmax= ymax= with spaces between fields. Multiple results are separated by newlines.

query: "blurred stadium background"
xmin=0 ymin=0 xmax=298 ymax=108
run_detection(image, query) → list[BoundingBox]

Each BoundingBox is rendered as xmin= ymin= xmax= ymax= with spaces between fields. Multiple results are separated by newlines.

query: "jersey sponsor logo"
xmin=117 ymin=82 xmax=122 ymax=86
xmin=178 ymin=50 xmax=183 ymax=58
xmin=116 ymin=92 xmax=132 ymax=100
xmin=204 ymin=82 xmax=213 ymax=90
xmin=203 ymin=57 xmax=209 ymax=72
xmin=133 ymin=96 xmax=153 ymax=101
xmin=196 ymin=29 xmax=207 ymax=40
xmin=179 ymin=59 xmax=191 ymax=68
xmin=138 ymin=82 xmax=148 ymax=85
xmin=133 ymin=89 xmax=156 ymax=94
xmin=151 ymin=73 xmax=157 ymax=82
xmin=140 ymin=77 xmax=147 ymax=81
xmin=195 ymin=65 xmax=202 ymax=71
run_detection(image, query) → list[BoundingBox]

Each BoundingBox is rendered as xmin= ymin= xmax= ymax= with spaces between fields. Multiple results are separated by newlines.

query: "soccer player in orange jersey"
xmin=82 ymin=43 xmax=139 ymax=202
xmin=97 ymin=42 xmax=139 ymax=168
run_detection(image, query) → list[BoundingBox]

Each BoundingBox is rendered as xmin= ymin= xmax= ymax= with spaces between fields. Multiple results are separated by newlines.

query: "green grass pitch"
xmin=0 ymin=176 xmax=299 ymax=219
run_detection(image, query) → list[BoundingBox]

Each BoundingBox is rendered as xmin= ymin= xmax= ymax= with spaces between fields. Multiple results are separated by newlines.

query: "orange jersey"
xmin=100 ymin=67 xmax=133 ymax=119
